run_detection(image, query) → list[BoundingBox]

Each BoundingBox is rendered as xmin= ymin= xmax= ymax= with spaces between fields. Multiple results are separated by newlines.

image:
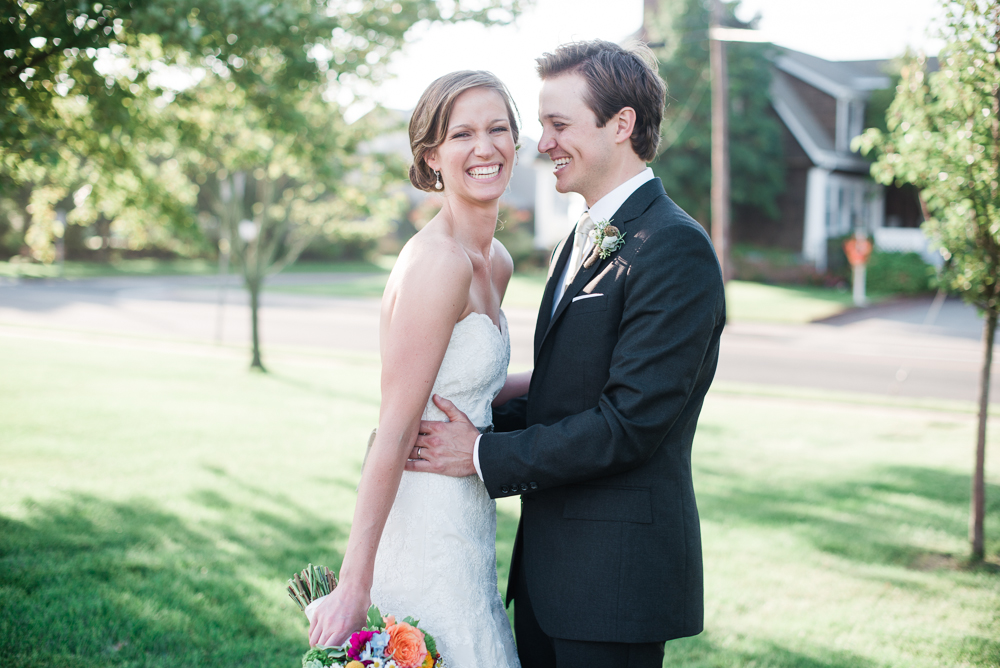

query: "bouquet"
xmin=288 ymin=564 xmax=445 ymax=668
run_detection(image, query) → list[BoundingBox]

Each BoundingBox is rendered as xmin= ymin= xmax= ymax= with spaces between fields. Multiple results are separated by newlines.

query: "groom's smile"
xmin=537 ymin=71 xmax=619 ymax=205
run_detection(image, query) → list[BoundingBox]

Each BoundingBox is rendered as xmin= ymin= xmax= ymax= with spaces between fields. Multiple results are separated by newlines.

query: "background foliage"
xmin=0 ymin=0 xmax=519 ymax=261
xmin=645 ymin=0 xmax=786 ymax=226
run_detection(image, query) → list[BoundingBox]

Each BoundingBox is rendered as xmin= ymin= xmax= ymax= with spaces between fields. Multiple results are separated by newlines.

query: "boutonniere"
xmin=583 ymin=219 xmax=625 ymax=268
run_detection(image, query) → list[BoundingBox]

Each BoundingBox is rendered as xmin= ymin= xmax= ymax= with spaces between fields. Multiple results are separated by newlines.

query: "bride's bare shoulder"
xmin=388 ymin=228 xmax=473 ymax=297
xmin=491 ymin=237 xmax=514 ymax=291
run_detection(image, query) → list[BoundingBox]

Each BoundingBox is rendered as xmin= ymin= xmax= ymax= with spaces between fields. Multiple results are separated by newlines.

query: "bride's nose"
xmin=473 ymin=132 xmax=495 ymax=158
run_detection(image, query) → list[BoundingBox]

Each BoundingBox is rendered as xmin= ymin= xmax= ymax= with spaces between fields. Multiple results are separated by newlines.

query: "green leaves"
xmin=366 ymin=604 xmax=385 ymax=630
xmin=2 ymin=0 xmax=518 ymax=262
xmin=857 ymin=0 xmax=1000 ymax=316
xmin=648 ymin=0 xmax=785 ymax=224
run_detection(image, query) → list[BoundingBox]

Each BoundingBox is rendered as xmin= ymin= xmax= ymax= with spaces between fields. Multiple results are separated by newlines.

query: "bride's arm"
xmin=308 ymin=238 xmax=471 ymax=647
xmin=490 ymin=240 xmax=531 ymax=407
xmin=492 ymin=370 xmax=531 ymax=407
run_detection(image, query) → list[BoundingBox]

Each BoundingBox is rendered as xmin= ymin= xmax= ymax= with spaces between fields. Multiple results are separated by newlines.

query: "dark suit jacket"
xmin=478 ymin=178 xmax=725 ymax=644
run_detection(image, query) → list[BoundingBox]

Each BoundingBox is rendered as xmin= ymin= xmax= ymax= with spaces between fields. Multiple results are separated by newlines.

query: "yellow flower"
xmin=346 ymin=661 xmax=365 ymax=668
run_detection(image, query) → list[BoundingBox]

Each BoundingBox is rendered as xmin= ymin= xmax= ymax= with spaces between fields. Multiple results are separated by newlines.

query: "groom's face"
xmin=537 ymin=72 xmax=617 ymax=204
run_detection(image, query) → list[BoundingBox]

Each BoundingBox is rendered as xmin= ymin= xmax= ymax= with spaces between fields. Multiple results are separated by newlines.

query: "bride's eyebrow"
xmin=448 ymin=119 xmax=509 ymax=133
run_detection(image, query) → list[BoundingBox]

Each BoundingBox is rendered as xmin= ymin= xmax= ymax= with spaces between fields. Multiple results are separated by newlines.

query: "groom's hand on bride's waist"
xmin=406 ymin=394 xmax=478 ymax=478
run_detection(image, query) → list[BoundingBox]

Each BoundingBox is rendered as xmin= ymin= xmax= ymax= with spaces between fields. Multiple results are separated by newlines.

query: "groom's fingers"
xmin=432 ymin=394 xmax=469 ymax=423
xmin=404 ymin=456 xmax=434 ymax=473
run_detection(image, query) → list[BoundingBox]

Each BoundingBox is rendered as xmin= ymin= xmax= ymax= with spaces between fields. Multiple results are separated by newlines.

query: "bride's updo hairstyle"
xmin=408 ymin=71 xmax=520 ymax=192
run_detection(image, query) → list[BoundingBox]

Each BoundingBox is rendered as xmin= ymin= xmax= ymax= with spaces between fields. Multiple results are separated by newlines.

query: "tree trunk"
xmin=971 ymin=308 xmax=997 ymax=560
xmin=248 ymin=277 xmax=266 ymax=372
xmin=709 ymin=0 xmax=731 ymax=282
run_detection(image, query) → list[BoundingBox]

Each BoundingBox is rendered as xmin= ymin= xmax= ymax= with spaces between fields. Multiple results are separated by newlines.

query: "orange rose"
xmin=384 ymin=614 xmax=396 ymax=627
xmin=386 ymin=622 xmax=428 ymax=668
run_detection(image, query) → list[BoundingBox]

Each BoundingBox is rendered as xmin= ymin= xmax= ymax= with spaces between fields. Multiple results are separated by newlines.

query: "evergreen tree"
xmin=645 ymin=0 xmax=785 ymax=228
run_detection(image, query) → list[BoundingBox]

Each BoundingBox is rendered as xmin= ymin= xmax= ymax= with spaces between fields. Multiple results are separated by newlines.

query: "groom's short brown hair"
xmin=536 ymin=40 xmax=665 ymax=162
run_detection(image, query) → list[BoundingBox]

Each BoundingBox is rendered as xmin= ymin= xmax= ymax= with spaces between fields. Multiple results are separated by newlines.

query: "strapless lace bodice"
xmin=371 ymin=310 xmax=519 ymax=668
xmin=421 ymin=311 xmax=508 ymax=429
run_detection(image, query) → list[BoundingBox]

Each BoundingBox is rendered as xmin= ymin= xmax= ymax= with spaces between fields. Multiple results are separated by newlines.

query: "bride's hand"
xmin=308 ymin=583 xmax=371 ymax=648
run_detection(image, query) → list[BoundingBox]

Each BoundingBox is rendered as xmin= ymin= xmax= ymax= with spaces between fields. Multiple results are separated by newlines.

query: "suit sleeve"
xmin=492 ymin=395 xmax=528 ymax=432
xmin=478 ymin=222 xmax=725 ymax=497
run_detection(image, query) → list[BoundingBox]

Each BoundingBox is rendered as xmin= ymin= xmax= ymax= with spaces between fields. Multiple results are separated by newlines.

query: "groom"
xmin=407 ymin=40 xmax=725 ymax=667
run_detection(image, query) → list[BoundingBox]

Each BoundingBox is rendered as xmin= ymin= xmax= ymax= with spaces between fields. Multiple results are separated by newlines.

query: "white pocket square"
xmin=572 ymin=293 xmax=604 ymax=302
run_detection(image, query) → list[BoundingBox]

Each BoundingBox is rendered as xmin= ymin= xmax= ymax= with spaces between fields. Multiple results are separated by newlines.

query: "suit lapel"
xmin=537 ymin=178 xmax=668 ymax=350
xmin=534 ymin=233 xmax=573 ymax=359
xmin=546 ymin=249 xmax=603 ymax=335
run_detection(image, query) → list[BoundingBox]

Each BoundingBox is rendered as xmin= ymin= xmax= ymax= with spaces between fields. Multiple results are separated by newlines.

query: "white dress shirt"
xmin=472 ymin=167 xmax=656 ymax=481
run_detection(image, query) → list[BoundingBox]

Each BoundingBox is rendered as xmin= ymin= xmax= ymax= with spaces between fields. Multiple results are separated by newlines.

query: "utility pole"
xmin=710 ymin=0 xmax=731 ymax=282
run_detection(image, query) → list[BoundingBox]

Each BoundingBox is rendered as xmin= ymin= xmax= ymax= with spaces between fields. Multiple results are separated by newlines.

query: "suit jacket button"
xmin=529 ymin=482 xmax=538 ymax=490
xmin=520 ymin=483 xmax=529 ymax=491
xmin=501 ymin=485 xmax=510 ymax=494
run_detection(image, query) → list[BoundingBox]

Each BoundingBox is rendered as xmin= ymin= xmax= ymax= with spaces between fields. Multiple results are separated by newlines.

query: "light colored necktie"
xmin=563 ymin=211 xmax=596 ymax=294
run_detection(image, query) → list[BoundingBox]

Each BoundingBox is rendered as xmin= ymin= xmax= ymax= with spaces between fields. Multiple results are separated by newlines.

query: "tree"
xmin=169 ymin=72 xmax=406 ymax=370
xmin=1 ymin=0 xmax=519 ymax=259
xmin=3 ymin=0 xmax=519 ymax=368
xmin=855 ymin=0 xmax=999 ymax=561
xmin=644 ymin=0 xmax=785 ymax=226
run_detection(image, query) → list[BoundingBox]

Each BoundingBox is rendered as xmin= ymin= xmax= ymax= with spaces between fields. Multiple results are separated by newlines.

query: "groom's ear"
xmin=613 ymin=107 xmax=637 ymax=145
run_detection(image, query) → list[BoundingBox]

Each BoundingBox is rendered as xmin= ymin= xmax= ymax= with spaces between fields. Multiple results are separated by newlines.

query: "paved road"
xmin=1 ymin=274 xmax=997 ymax=405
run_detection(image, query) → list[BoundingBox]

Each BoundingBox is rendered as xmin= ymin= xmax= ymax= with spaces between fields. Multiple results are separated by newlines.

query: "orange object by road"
xmin=844 ymin=237 xmax=873 ymax=266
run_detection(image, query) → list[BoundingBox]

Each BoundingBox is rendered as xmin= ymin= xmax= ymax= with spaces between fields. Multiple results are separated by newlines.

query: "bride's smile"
xmin=425 ymin=86 xmax=516 ymax=204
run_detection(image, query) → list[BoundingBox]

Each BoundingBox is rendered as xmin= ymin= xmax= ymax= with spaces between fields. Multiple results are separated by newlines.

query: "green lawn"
xmin=725 ymin=280 xmax=859 ymax=324
xmin=1 ymin=334 xmax=998 ymax=667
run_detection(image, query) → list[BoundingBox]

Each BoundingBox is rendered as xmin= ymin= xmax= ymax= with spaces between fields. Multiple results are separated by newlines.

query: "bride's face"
xmin=425 ymin=87 xmax=515 ymax=204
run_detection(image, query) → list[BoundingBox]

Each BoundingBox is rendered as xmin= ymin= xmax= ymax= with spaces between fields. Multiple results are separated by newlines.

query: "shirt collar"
xmin=586 ymin=168 xmax=654 ymax=224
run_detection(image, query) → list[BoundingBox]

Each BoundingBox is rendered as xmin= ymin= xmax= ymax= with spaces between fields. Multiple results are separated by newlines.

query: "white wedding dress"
xmin=371 ymin=310 xmax=520 ymax=668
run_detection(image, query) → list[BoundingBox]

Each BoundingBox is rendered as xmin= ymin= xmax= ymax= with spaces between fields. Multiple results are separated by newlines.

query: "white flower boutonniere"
xmin=584 ymin=218 xmax=625 ymax=268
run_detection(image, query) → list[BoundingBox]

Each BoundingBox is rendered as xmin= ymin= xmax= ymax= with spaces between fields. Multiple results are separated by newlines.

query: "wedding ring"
xmin=417 ymin=447 xmax=423 ymax=458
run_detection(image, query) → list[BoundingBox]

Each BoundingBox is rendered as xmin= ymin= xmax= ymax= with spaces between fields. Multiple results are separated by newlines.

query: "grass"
xmin=725 ymin=280 xmax=860 ymax=324
xmin=1 ymin=332 xmax=998 ymax=667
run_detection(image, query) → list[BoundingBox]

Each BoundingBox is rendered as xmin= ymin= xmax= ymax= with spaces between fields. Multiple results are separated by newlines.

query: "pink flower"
xmin=347 ymin=630 xmax=375 ymax=660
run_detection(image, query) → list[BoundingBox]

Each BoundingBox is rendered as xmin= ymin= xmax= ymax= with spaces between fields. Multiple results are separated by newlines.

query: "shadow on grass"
xmin=664 ymin=632 xmax=880 ymax=668
xmin=0 ymin=486 xmax=347 ymax=668
xmin=699 ymin=464 xmax=1000 ymax=571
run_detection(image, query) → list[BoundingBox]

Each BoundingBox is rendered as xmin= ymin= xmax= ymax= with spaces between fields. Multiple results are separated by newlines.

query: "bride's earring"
xmin=434 ymin=170 xmax=443 ymax=190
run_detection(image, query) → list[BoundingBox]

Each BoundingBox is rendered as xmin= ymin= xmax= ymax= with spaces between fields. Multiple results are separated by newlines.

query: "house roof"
xmin=775 ymin=49 xmax=893 ymax=99
xmin=770 ymin=48 xmax=904 ymax=174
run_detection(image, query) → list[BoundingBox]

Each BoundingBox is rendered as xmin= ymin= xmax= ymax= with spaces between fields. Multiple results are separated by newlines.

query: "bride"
xmin=307 ymin=71 xmax=525 ymax=668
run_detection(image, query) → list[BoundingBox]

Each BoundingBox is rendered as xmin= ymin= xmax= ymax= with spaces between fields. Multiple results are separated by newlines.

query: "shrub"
xmin=865 ymin=250 xmax=933 ymax=295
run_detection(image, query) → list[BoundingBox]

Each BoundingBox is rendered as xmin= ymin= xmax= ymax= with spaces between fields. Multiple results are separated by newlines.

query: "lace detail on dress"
xmin=371 ymin=311 xmax=519 ymax=668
